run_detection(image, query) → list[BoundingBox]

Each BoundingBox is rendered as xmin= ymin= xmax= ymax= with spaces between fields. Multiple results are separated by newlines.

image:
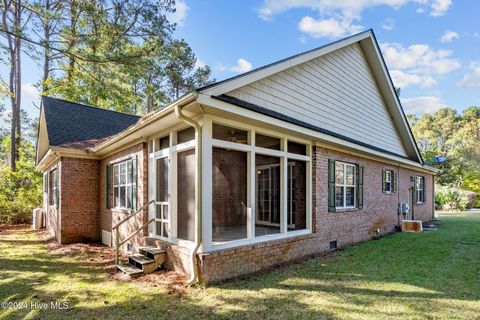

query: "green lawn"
xmin=1 ymin=213 xmax=479 ymax=320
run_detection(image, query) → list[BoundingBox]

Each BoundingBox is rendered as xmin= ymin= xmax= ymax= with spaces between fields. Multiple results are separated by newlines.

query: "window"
xmin=335 ymin=162 xmax=356 ymax=208
xmin=384 ymin=170 xmax=393 ymax=193
xmin=50 ymin=169 xmax=58 ymax=207
xmin=113 ymin=160 xmax=133 ymax=209
xmin=415 ymin=176 xmax=425 ymax=204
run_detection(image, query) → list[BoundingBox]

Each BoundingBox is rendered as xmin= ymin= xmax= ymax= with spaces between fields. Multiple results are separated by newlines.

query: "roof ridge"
xmin=41 ymin=96 xmax=141 ymax=118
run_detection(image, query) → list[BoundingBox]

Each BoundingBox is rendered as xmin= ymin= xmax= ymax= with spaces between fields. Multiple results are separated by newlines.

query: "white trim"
xmin=211 ymin=229 xmax=311 ymax=252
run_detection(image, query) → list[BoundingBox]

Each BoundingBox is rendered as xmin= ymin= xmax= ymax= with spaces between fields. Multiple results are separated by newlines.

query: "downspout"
xmin=174 ymin=96 xmax=202 ymax=285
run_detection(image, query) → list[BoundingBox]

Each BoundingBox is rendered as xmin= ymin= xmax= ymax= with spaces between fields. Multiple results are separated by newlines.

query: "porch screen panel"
xmin=177 ymin=149 xmax=195 ymax=241
xmin=255 ymin=154 xmax=281 ymax=236
xmin=155 ymin=157 xmax=169 ymax=238
xmin=287 ymin=160 xmax=307 ymax=231
xmin=212 ymin=147 xmax=248 ymax=243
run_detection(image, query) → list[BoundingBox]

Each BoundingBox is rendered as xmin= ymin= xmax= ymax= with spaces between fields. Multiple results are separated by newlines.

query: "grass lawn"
xmin=1 ymin=213 xmax=479 ymax=320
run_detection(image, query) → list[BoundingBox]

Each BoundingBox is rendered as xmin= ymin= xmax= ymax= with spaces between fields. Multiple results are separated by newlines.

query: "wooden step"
xmin=139 ymin=247 xmax=167 ymax=266
xmin=128 ymin=254 xmax=158 ymax=274
xmin=116 ymin=263 xmax=143 ymax=277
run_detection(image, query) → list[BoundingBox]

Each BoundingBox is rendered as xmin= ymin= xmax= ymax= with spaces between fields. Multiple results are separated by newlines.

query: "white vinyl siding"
xmin=227 ymin=43 xmax=408 ymax=157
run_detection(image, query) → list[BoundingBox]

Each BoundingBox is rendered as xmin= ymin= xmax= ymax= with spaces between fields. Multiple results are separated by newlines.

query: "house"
xmin=36 ymin=30 xmax=436 ymax=284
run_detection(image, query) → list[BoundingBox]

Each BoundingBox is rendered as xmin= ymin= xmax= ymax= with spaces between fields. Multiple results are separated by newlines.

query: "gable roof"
xmin=197 ymin=29 xmax=423 ymax=164
xmin=41 ymin=96 xmax=140 ymax=150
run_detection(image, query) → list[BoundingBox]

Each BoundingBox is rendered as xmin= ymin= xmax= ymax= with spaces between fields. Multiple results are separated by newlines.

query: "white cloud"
xmin=390 ymin=70 xmax=437 ymax=88
xmin=380 ymin=42 xmax=460 ymax=75
xmin=229 ymin=58 xmax=253 ymax=74
xmin=21 ymin=83 xmax=40 ymax=100
xmin=194 ymin=58 xmax=206 ymax=70
xmin=298 ymin=16 xmax=362 ymax=39
xmin=430 ymin=0 xmax=452 ymax=16
xmin=457 ymin=61 xmax=480 ymax=89
xmin=401 ymin=96 xmax=444 ymax=114
xmin=258 ymin=0 xmax=412 ymax=39
xmin=381 ymin=18 xmax=395 ymax=31
xmin=440 ymin=30 xmax=459 ymax=43
xmin=168 ymin=0 xmax=189 ymax=26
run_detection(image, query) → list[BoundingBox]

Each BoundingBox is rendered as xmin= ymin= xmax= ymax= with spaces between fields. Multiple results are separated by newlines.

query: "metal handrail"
xmin=113 ymin=200 xmax=154 ymax=265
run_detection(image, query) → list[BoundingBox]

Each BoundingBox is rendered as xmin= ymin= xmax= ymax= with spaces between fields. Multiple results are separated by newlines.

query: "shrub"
xmin=435 ymin=185 xmax=477 ymax=211
xmin=0 ymin=141 xmax=42 ymax=224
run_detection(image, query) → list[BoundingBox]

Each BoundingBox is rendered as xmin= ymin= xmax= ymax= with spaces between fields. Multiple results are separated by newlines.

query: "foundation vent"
xmin=329 ymin=240 xmax=337 ymax=250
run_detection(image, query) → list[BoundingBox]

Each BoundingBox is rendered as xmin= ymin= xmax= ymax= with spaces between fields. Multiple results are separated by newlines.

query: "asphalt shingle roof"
xmin=42 ymin=96 xmax=140 ymax=150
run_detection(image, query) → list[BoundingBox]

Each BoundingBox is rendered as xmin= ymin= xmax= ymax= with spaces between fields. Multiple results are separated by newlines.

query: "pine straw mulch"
xmin=33 ymin=227 xmax=188 ymax=296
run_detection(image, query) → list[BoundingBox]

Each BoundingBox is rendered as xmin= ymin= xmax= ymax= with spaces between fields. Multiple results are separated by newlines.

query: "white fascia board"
xmin=200 ymin=30 xmax=373 ymax=96
xmin=197 ymin=93 xmax=436 ymax=174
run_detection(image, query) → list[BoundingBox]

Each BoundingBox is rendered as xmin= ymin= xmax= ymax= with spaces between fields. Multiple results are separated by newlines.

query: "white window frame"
xmin=415 ymin=176 xmax=425 ymax=204
xmin=113 ymin=159 xmax=133 ymax=210
xmin=204 ymin=115 xmax=312 ymax=252
xmin=50 ymin=169 xmax=58 ymax=207
xmin=385 ymin=170 xmax=393 ymax=194
xmin=335 ymin=162 xmax=356 ymax=209
xmin=148 ymin=125 xmax=197 ymax=248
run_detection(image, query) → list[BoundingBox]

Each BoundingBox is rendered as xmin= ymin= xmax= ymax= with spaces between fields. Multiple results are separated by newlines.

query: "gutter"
xmin=174 ymin=93 xmax=202 ymax=285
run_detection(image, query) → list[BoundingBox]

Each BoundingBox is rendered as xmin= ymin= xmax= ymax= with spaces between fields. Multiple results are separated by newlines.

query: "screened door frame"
xmin=148 ymin=128 xmax=197 ymax=248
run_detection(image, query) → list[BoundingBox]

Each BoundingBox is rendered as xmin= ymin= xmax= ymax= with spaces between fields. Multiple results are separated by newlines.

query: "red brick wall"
xmin=59 ymin=157 xmax=100 ymax=243
xmin=197 ymin=146 xmax=434 ymax=283
xmin=99 ymin=143 xmax=148 ymax=251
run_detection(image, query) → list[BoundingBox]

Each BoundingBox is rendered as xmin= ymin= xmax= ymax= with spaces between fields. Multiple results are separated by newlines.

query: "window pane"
xmin=155 ymin=136 xmax=169 ymax=151
xmin=126 ymin=161 xmax=132 ymax=184
xmin=287 ymin=141 xmax=307 ymax=155
xmin=212 ymin=123 xmax=248 ymax=144
xmin=114 ymin=187 xmax=119 ymax=208
xmin=346 ymin=187 xmax=355 ymax=207
xmin=162 ymin=222 xmax=169 ymax=238
xmin=256 ymin=133 xmax=281 ymax=150
xmin=288 ymin=160 xmax=307 ymax=231
xmin=156 ymin=158 xmax=168 ymax=202
xmin=255 ymin=154 xmax=281 ymax=236
xmin=126 ymin=186 xmax=132 ymax=209
xmin=386 ymin=182 xmax=392 ymax=192
xmin=113 ymin=165 xmax=119 ymax=185
xmin=155 ymin=221 xmax=162 ymax=237
xmin=177 ymin=149 xmax=196 ymax=241
xmin=212 ymin=148 xmax=248 ymax=243
xmin=335 ymin=187 xmax=344 ymax=207
xmin=345 ymin=165 xmax=354 ymax=185
xmin=156 ymin=204 xmax=162 ymax=219
xmin=335 ymin=163 xmax=344 ymax=184
xmin=120 ymin=186 xmax=126 ymax=207
xmin=177 ymin=126 xmax=195 ymax=144
xmin=120 ymin=163 xmax=126 ymax=184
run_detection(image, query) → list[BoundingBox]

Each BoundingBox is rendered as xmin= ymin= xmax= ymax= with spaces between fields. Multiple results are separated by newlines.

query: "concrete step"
xmin=128 ymin=254 xmax=158 ymax=274
xmin=116 ymin=263 xmax=143 ymax=277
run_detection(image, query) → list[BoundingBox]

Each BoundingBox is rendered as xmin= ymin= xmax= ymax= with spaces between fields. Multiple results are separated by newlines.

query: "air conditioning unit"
xmin=398 ymin=203 xmax=409 ymax=214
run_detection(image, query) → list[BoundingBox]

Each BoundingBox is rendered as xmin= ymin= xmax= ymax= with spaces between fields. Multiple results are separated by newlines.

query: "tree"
xmin=163 ymin=39 xmax=213 ymax=101
xmin=0 ymin=0 xmax=32 ymax=171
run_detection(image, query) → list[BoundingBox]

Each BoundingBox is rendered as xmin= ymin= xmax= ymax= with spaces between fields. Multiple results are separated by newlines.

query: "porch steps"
xmin=116 ymin=247 xmax=167 ymax=277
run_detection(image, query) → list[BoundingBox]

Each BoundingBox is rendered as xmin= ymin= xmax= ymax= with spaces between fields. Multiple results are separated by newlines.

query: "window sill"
xmin=335 ymin=207 xmax=359 ymax=213
xmin=415 ymin=202 xmax=425 ymax=206
xmin=111 ymin=208 xmax=131 ymax=214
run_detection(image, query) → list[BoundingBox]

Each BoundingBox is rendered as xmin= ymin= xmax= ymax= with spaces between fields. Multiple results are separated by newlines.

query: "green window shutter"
xmin=131 ymin=156 xmax=137 ymax=212
xmin=106 ymin=164 xmax=111 ymax=209
xmin=328 ymin=159 xmax=336 ymax=212
xmin=393 ymin=171 xmax=398 ymax=193
xmin=358 ymin=165 xmax=364 ymax=209
xmin=382 ymin=169 xmax=386 ymax=193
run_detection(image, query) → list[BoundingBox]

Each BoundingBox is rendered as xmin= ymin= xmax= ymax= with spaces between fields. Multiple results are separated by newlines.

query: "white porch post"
xmin=201 ymin=116 xmax=213 ymax=252
xmin=280 ymin=138 xmax=288 ymax=234
xmin=248 ymin=130 xmax=256 ymax=239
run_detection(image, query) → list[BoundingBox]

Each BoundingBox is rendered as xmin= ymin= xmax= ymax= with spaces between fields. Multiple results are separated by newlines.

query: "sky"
xmin=3 ymin=0 xmax=480 ymax=120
